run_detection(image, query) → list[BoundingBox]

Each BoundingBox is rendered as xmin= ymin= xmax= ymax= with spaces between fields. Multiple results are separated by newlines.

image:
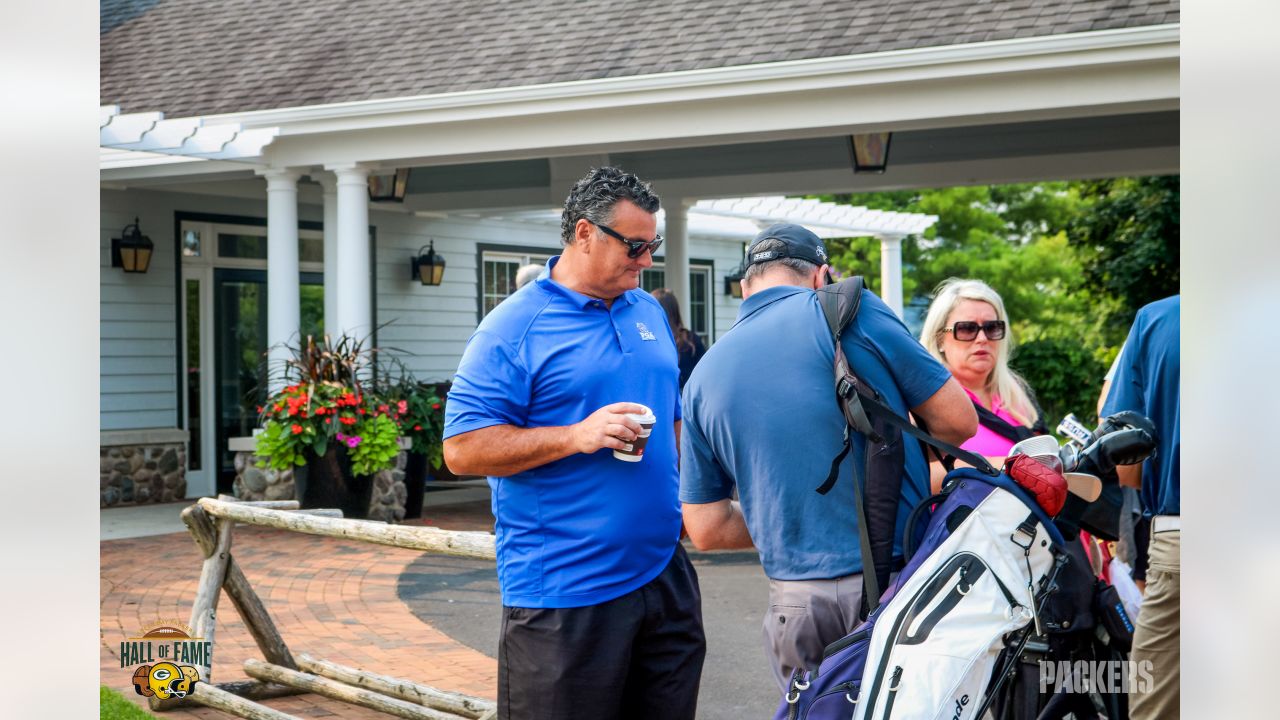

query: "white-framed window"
xmin=479 ymin=249 xmax=554 ymax=316
xmin=178 ymin=221 xmax=325 ymax=272
xmin=640 ymin=262 xmax=714 ymax=344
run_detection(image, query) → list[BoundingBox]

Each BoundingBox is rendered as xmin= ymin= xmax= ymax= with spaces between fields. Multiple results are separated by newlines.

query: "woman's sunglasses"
xmin=592 ymin=221 xmax=664 ymax=259
xmin=943 ymin=320 xmax=1006 ymax=341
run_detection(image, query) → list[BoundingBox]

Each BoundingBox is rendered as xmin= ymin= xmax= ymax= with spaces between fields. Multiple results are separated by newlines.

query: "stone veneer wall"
xmin=232 ymin=446 xmax=408 ymax=523
xmin=101 ymin=429 xmax=189 ymax=506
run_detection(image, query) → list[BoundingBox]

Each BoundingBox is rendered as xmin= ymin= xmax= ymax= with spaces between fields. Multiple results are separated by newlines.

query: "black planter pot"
xmin=300 ymin=447 xmax=375 ymax=519
xmin=403 ymin=452 xmax=429 ymax=519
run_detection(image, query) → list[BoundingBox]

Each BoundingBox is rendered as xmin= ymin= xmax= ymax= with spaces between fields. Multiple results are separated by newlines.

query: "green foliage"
xmin=251 ymin=331 xmax=449 ymax=477
xmin=812 ymin=176 xmax=1177 ymax=425
xmin=101 ymin=685 xmax=159 ymax=719
xmin=346 ymin=414 xmax=402 ymax=476
xmin=1011 ymin=337 xmax=1108 ymax=428
xmin=379 ymin=377 xmax=448 ymax=469
xmin=1070 ymin=175 xmax=1180 ymax=334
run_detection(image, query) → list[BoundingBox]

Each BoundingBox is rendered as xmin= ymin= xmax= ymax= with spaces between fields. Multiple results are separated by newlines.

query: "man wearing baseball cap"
xmin=679 ymin=223 xmax=977 ymax=690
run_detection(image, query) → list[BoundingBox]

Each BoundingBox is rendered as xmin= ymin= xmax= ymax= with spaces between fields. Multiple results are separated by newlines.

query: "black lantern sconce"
xmin=111 ymin=217 xmax=154 ymax=273
xmin=723 ymin=263 xmax=745 ymax=299
xmin=411 ymin=241 xmax=446 ymax=286
xmin=368 ymin=168 xmax=410 ymax=202
xmin=849 ymin=132 xmax=893 ymax=174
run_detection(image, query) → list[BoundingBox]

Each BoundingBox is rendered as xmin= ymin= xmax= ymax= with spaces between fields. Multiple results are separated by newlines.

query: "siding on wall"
xmin=99 ymin=186 xmax=321 ymax=431
xmin=101 ymin=193 xmax=178 ymax=431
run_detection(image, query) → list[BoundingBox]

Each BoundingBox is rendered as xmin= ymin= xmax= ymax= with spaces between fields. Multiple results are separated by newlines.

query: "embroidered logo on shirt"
xmin=635 ymin=322 xmax=657 ymax=341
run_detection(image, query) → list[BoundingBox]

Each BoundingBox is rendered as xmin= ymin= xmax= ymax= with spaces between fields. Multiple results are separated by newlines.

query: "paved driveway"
xmin=397 ymin=542 xmax=782 ymax=719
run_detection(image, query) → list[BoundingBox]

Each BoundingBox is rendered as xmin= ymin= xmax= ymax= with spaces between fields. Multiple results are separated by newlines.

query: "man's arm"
xmin=683 ymin=499 xmax=754 ymax=551
xmin=1117 ymin=461 xmax=1142 ymax=489
xmin=444 ymin=402 xmax=644 ymax=477
xmin=912 ymin=376 xmax=978 ymax=447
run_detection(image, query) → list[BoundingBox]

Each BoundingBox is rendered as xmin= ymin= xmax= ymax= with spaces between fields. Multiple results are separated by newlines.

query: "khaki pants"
xmin=1130 ymin=525 xmax=1180 ymax=719
xmin=762 ymin=573 xmax=870 ymax=692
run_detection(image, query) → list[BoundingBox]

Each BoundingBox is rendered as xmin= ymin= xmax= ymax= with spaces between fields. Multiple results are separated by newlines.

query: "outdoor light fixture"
xmin=368 ymin=168 xmax=410 ymax=202
xmin=724 ymin=264 xmax=745 ymax=299
xmin=111 ymin=217 xmax=154 ymax=273
xmin=411 ymin=240 xmax=446 ymax=286
xmin=849 ymin=132 xmax=893 ymax=174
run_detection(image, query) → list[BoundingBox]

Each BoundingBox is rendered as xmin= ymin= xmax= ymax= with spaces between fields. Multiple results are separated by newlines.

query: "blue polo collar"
xmin=737 ymin=284 xmax=808 ymax=323
xmin=537 ymin=256 xmax=638 ymax=309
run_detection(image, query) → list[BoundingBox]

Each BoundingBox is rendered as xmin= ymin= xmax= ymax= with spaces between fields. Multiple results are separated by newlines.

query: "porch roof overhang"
xmin=101 ymin=23 xmax=1179 ymax=194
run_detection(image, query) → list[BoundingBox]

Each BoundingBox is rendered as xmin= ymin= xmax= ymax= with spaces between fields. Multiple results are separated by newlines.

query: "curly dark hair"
xmin=559 ymin=166 xmax=661 ymax=246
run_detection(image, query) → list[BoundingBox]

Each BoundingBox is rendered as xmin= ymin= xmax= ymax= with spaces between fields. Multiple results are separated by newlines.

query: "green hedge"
xmin=1010 ymin=337 xmax=1108 ymax=431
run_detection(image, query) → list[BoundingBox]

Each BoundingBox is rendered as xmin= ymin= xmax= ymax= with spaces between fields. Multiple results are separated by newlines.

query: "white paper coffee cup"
xmin=613 ymin=404 xmax=656 ymax=462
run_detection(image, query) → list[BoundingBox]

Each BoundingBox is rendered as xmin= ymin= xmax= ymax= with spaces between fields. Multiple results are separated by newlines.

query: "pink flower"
xmin=397 ymin=400 xmax=408 ymax=413
xmin=346 ymin=436 xmax=361 ymax=448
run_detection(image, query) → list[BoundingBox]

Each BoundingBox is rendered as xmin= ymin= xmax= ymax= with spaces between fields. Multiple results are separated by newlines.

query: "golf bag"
xmin=773 ymin=278 xmax=1068 ymax=720
xmin=774 ymin=467 xmax=1066 ymax=720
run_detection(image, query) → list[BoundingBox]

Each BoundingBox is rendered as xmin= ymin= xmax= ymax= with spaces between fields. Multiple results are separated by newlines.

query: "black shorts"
xmin=498 ymin=543 xmax=706 ymax=720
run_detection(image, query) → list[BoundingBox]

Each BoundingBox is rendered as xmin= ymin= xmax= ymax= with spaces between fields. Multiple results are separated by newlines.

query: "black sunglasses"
xmin=943 ymin=320 xmax=1006 ymax=341
xmin=592 ymin=221 xmax=663 ymax=259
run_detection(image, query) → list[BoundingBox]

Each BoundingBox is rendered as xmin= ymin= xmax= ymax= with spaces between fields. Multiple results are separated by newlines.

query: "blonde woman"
xmin=920 ymin=278 xmax=1046 ymax=490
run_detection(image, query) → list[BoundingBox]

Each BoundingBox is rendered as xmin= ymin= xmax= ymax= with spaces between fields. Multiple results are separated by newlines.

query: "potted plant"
xmin=378 ymin=371 xmax=450 ymax=519
xmin=253 ymin=334 xmax=405 ymax=519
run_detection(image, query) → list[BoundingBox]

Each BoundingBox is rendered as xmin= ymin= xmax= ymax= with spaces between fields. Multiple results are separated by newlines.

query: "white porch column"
xmin=312 ymin=171 xmax=339 ymax=335
xmin=330 ymin=164 xmax=372 ymax=340
xmin=879 ymin=234 xmax=905 ymax=319
xmin=662 ymin=199 xmax=691 ymax=327
xmin=260 ymin=168 xmax=302 ymax=390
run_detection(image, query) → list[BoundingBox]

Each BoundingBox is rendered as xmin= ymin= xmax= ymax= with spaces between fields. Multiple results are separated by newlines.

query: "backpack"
xmin=772 ymin=278 xmax=1068 ymax=720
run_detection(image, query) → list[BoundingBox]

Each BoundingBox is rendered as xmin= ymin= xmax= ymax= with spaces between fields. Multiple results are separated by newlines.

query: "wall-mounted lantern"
xmin=849 ymin=132 xmax=893 ymax=174
xmin=411 ymin=240 xmax=446 ymax=286
xmin=368 ymin=168 xmax=410 ymax=202
xmin=111 ymin=217 xmax=154 ymax=273
xmin=723 ymin=264 xmax=745 ymax=299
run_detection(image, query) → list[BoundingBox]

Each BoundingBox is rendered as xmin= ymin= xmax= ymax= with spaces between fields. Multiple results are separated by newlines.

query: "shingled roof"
xmin=101 ymin=0 xmax=1179 ymax=117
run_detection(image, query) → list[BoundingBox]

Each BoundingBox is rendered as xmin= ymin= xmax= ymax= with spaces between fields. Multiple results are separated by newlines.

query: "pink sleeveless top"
xmin=958 ymin=386 xmax=1024 ymax=457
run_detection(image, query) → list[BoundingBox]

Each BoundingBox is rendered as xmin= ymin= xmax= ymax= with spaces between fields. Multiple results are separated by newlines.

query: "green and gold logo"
xmin=120 ymin=620 xmax=211 ymax=700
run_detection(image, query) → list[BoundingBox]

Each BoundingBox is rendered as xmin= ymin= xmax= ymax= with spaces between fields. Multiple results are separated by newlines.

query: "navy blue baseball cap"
xmin=744 ymin=223 xmax=829 ymax=268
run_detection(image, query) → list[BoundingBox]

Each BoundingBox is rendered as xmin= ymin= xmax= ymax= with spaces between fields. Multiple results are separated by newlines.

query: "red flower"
xmin=324 ymin=418 xmax=331 ymax=424
xmin=378 ymin=404 xmax=389 ymax=413
xmin=256 ymin=405 xmax=263 ymax=413
xmin=431 ymin=403 xmax=441 ymax=410
xmin=290 ymin=424 xmax=303 ymax=434
xmin=288 ymin=407 xmax=298 ymax=416
xmin=413 ymin=425 xmax=422 ymax=431
xmin=357 ymin=408 xmax=366 ymax=415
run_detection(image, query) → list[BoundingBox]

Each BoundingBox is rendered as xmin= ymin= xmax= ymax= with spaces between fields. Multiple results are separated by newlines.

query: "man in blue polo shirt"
xmin=680 ymin=224 xmax=976 ymax=691
xmin=1101 ymin=295 xmax=1179 ymax=720
xmin=443 ymin=167 xmax=704 ymax=720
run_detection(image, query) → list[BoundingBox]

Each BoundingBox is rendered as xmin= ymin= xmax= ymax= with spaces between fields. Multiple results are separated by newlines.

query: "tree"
xmin=1070 ymin=175 xmax=1180 ymax=336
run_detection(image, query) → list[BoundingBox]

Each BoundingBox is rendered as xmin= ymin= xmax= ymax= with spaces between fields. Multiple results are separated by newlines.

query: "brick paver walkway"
xmin=101 ymin=503 xmax=498 ymax=719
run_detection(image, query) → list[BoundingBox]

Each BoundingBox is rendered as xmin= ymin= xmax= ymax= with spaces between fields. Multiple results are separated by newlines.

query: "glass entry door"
xmin=213 ymin=268 xmax=324 ymax=494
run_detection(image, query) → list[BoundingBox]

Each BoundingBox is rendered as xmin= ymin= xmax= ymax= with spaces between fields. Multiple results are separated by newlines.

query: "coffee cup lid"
xmin=627 ymin=404 xmax=655 ymax=424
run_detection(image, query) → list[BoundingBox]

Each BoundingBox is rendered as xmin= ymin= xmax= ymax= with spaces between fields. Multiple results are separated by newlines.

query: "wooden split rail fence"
xmin=150 ymin=496 xmax=498 ymax=720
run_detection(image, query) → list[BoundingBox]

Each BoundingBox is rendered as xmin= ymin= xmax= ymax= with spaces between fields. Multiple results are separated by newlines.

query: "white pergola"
xmin=477 ymin=197 xmax=937 ymax=317
xmin=691 ymin=197 xmax=936 ymax=316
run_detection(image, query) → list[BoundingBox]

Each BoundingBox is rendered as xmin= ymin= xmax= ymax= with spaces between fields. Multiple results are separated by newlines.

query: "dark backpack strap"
xmin=973 ymin=402 xmax=1036 ymax=443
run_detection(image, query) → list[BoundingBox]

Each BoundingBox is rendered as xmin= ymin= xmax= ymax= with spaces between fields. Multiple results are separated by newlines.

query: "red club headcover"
xmin=1005 ymin=453 xmax=1068 ymax=516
